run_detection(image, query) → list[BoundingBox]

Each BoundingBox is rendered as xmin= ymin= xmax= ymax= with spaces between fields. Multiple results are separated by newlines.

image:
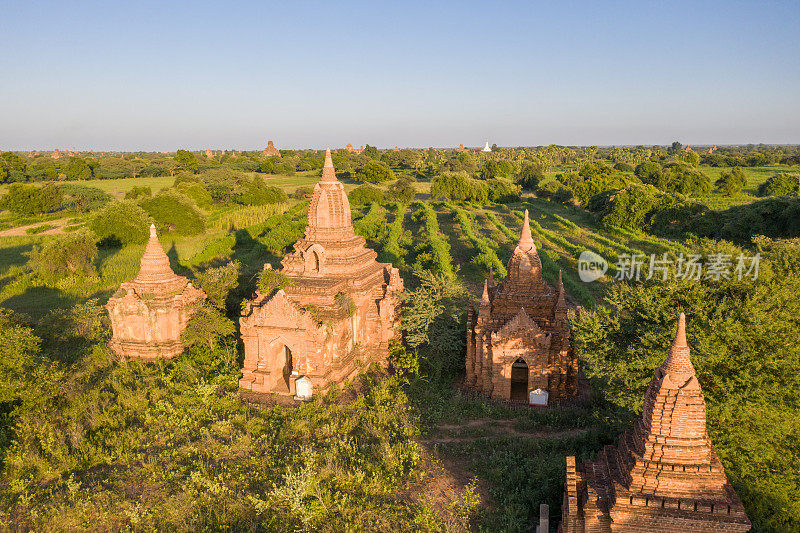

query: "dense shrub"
xmin=177 ymin=181 xmax=213 ymax=209
xmin=587 ymin=183 xmax=694 ymax=232
xmin=516 ymin=162 xmax=545 ymax=190
xmin=386 ymin=177 xmax=416 ymax=203
xmin=124 ymin=185 xmax=152 ymax=200
xmin=196 ymin=261 xmax=240 ymax=310
xmin=349 ymin=184 xmax=385 ymax=206
xmin=715 ymin=167 xmax=747 ymax=196
xmin=634 ymin=161 xmax=663 ymax=184
xmin=757 ymin=172 xmax=800 ymax=197
xmin=537 ymin=180 xmax=573 ymax=203
xmin=90 ymin=200 xmax=153 ymax=245
xmin=139 ymin=192 xmax=206 ymax=235
xmin=292 ymin=186 xmax=313 ymax=199
xmin=65 ymin=157 xmax=94 ymax=180
xmin=558 ymin=164 xmax=630 ymax=205
xmin=485 ymin=178 xmax=520 ymax=203
xmin=613 ymin=162 xmax=634 ymax=172
xmin=29 ymin=230 xmax=98 ymax=280
xmin=480 ymin=159 xmax=516 ymax=179
xmin=357 ymin=160 xmax=394 ymax=183
xmin=59 ymin=184 xmax=112 ymax=212
xmin=662 ymin=163 xmax=712 ymax=196
xmin=239 ymin=177 xmax=288 ymax=206
xmin=430 ymin=171 xmax=488 ymax=204
xmin=175 ymin=149 xmax=198 ymax=173
xmin=0 ymin=183 xmax=62 ymax=215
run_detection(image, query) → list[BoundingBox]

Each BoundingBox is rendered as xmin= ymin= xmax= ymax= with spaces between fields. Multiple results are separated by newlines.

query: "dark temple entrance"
xmin=510 ymin=358 xmax=529 ymax=402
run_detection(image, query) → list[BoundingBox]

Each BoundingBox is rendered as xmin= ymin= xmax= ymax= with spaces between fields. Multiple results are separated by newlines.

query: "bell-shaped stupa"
xmin=106 ymin=225 xmax=206 ymax=360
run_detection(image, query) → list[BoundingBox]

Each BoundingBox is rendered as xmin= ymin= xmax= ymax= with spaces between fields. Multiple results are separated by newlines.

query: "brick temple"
xmin=561 ymin=313 xmax=751 ymax=532
xmin=239 ymin=149 xmax=403 ymax=397
xmin=263 ymin=140 xmax=280 ymax=157
xmin=465 ymin=210 xmax=577 ymax=402
xmin=106 ymin=225 xmax=206 ymax=360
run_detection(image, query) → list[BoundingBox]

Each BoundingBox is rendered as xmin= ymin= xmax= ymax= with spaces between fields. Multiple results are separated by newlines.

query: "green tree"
xmin=516 ymin=162 xmax=545 ymax=190
xmin=196 ymin=261 xmax=241 ymax=310
xmin=348 ymin=184 xmax=385 ymax=206
xmin=65 ymin=157 xmax=93 ymax=180
xmin=175 ymin=149 xmax=199 ymax=173
xmin=90 ymin=200 xmax=152 ymax=245
xmin=387 ymin=177 xmax=416 ymax=203
xmin=181 ymin=304 xmax=235 ymax=350
xmin=715 ymin=167 xmax=747 ymax=196
xmin=363 ymin=144 xmax=380 ymax=159
xmin=139 ymin=191 xmax=206 ymax=235
xmin=757 ymin=173 xmax=800 ymax=197
xmin=357 ymin=160 xmax=395 ymax=183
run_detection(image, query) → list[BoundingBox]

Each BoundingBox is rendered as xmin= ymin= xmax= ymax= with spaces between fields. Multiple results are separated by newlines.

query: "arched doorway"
xmin=510 ymin=358 xmax=529 ymax=402
xmin=282 ymin=345 xmax=293 ymax=390
xmin=312 ymin=251 xmax=321 ymax=273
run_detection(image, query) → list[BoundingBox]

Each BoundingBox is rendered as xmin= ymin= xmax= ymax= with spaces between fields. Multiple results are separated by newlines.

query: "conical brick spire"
xmin=481 ymin=278 xmax=490 ymax=304
xmin=488 ymin=266 xmax=495 ymax=287
xmin=131 ymin=224 xmax=184 ymax=293
xmin=518 ymin=209 xmax=534 ymax=251
xmin=321 ymin=148 xmax=337 ymax=182
xmin=662 ymin=312 xmax=695 ymax=376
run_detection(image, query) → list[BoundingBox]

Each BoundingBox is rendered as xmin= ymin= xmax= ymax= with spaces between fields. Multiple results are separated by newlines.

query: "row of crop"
xmin=382 ymin=203 xmax=406 ymax=266
xmin=483 ymin=211 xmax=518 ymax=243
xmin=353 ymin=202 xmax=385 ymax=242
xmin=450 ymin=204 xmax=508 ymax=278
xmin=419 ymin=202 xmax=456 ymax=279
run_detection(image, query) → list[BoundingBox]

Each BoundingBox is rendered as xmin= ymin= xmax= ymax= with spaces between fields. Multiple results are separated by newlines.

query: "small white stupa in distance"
xmin=482 ymin=141 xmax=492 ymax=152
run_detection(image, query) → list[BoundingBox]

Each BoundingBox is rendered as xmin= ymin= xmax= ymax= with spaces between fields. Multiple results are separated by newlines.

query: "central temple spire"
xmin=321 ymin=148 xmax=337 ymax=182
xmin=662 ymin=312 xmax=695 ymax=376
xmin=518 ymin=209 xmax=535 ymax=251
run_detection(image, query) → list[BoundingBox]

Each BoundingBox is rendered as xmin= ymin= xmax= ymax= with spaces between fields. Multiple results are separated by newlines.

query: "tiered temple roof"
xmin=562 ymin=314 xmax=750 ymax=532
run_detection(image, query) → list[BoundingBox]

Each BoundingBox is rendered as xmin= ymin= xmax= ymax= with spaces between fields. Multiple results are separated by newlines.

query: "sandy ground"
xmin=0 ymin=217 xmax=75 ymax=237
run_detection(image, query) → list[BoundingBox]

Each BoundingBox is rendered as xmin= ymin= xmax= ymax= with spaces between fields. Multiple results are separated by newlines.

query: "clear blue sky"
xmin=2 ymin=0 xmax=798 ymax=150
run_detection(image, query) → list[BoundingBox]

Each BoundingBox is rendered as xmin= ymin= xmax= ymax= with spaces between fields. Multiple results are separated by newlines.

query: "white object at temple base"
xmin=295 ymin=376 xmax=313 ymax=401
xmin=529 ymin=388 xmax=548 ymax=406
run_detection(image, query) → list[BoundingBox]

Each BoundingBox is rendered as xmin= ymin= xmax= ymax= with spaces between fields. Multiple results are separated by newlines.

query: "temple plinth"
xmin=561 ymin=313 xmax=751 ymax=532
xmin=465 ymin=210 xmax=577 ymax=402
xmin=106 ymin=225 xmax=206 ymax=360
xmin=239 ymin=149 xmax=403 ymax=397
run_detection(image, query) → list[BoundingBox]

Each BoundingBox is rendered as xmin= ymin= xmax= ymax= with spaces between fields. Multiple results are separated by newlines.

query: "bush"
xmin=757 ymin=173 xmax=800 ymax=197
xmin=175 ymin=149 xmax=198 ymax=173
xmin=715 ymin=167 xmax=747 ymax=196
xmin=635 ymin=161 xmax=663 ymax=183
xmin=65 ymin=157 xmax=93 ymax=180
xmin=196 ymin=261 xmax=240 ymax=310
xmin=613 ymin=162 xmax=634 ymax=172
xmin=177 ymin=181 xmax=213 ymax=209
xmin=60 ymin=184 xmax=112 ymax=212
xmin=386 ymin=178 xmax=416 ymax=203
xmin=0 ymin=183 xmax=62 ymax=215
xmin=181 ymin=304 xmax=235 ymax=350
xmin=480 ymin=159 xmax=516 ymax=179
xmin=139 ymin=191 xmax=206 ymax=235
xmin=29 ymin=230 xmax=98 ymax=280
xmin=124 ymin=186 xmax=152 ymax=200
xmin=430 ymin=171 xmax=488 ymax=204
xmin=349 ymin=184 xmax=385 ymax=206
xmin=357 ymin=160 xmax=395 ymax=183
xmin=587 ymin=183 xmax=693 ymax=232
xmin=293 ymin=186 xmax=313 ymax=199
xmin=485 ymin=178 xmax=520 ymax=203
xmin=516 ymin=162 xmax=544 ymax=190
xmin=89 ymin=200 xmax=153 ymax=246
xmin=239 ymin=176 xmax=288 ymax=206
xmin=257 ymin=268 xmax=293 ymax=296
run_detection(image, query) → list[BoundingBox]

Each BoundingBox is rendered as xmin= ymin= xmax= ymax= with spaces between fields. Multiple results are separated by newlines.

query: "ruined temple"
xmin=465 ymin=210 xmax=577 ymax=402
xmin=263 ymin=140 xmax=280 ymax=157
xmin=106 ymin=225 xmax=206 ymax=360
xmin=238 ymin=149 xmax=403 ymax=397
xmin=561 ymin=313 xmax=750 ymax=532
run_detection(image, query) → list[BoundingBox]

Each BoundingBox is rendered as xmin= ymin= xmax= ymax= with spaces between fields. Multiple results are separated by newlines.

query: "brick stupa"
xmin=239 ymin=149 xmax=403 ymax=396
xmin=106 ymin=225 xmax=206 ymax=360
xmin=465 ymin=210 xmax=577 ymax=402
xmin=561 ymin=313 xmax=750 ymax=532
xmin=263 ymin=140 xmax=280 ymax=157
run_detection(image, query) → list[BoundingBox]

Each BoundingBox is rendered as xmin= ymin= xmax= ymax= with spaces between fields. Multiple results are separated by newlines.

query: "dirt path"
xmin=0 ymin=217 xmax=75 ymax=237
xmin=421 ymin=418 xmax=588 ymax=444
